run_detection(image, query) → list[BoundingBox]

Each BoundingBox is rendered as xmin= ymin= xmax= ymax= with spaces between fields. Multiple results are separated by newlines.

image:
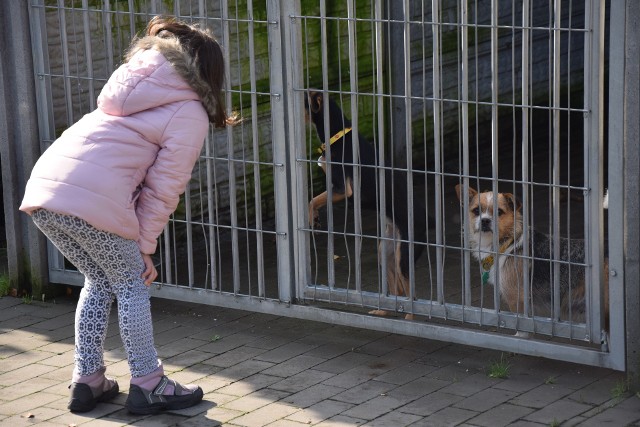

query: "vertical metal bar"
xmin=318 ymin=1 xmax=335 ymax=290
xmin=552 ymin=0 xmax=562 ymax=325
xmin=458 ymin=0 xmax=470 ymax=308
xmin=389 ymin=3 xmax=406 ymax=163
xmin=375 ymin=0 xmax=388 ymax=299
xmin=432 ymin=0 xmax=444 ymax=305
xmin=346 ymin=0 xmax=362 ymax=296
xmin=204 ymin=133 xmax=218 ymax=290
xmin=81 ymin=0 xmax=95 ymax=111
xmin=219 ymin=0 xmax=240 ymax=294
xmin=28 ymin=0 xmax=54 ymax=144
xmin=128 ymin=0 xmax=135 ymax=39
xmin=185 ymin=187 xmax=194 ymax=286
xmin=162 ymin=223 xmax=172 ymax=284
xmin=490 ymin=0 xmax=500 ymax=314
xmin=103 ymin=0 xmax=114 ymax=73
xmin=402 ymin=0 xmax=415 ymax=309
xmin=56 ymin=0 xmax=73 ymax=126
xmin=521 ymin=0 xmax=531 ymax=320
xmin=246 ymin=0 xmax=266 ymax=297
xmin=584 ymin=0 xmax=605 ymax=343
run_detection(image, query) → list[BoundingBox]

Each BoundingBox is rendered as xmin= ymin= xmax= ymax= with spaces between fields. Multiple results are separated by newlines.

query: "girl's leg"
xmin=31 ymin=210 xmax=115 ymax=376
xmin=78 ymin=229 xmax=159 ymax=377
xmin=31 ymin=210 xmax=120 ymax=412
xmin=32 ymin=210 xmax=201 ymax=414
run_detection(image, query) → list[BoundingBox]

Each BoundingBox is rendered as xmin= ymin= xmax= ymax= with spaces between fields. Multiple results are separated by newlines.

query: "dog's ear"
xmin=503 ymin=193 xmax=522 ymax=212
xmin=455 ymin=184 xmax=477 ymax=204
xmin=310 ymin=92 xmax=323 ymax=114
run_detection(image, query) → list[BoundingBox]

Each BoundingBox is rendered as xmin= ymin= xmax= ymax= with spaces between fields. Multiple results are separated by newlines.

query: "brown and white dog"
xmin=455 ymin=184 xmax=609 ymax=328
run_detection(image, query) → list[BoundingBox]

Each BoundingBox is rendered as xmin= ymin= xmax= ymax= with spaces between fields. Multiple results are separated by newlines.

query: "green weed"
xmin=611 ymin=379 xmax=629 ymax=399
xmin=487 ymin=354 xmax=510 ymax=379
xmin=0 ymin=274 xmax=10 ymax=297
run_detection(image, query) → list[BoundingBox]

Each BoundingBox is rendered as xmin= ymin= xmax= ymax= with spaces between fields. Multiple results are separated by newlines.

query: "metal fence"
xmin=23 ymin=0 xmax=626 ymax=371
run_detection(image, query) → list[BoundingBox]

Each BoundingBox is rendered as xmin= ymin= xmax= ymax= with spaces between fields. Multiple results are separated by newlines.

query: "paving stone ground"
xmin=0 ymin=295 xmax=637 ymax=426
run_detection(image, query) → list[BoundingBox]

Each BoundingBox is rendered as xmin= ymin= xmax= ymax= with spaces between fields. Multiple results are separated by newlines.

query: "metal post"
xmin=271 ymin=0 xmax=298 ymax=303
xmin=0 ymin=2 xmax=49 ymax=296
xmin=609 ymin=0 xmax=640 ymax=383
xmin=584 ymin=0 xmax=605 ymax=343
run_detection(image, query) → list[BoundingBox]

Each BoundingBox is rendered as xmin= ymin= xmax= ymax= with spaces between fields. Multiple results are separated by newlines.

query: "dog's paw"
xmin=368 ymin=309 xmax=390 ymax=316
xmin=514 ymin=331 xmax=531 ymax=339
xmin=312 ymin=217 xmax=322 ymax=229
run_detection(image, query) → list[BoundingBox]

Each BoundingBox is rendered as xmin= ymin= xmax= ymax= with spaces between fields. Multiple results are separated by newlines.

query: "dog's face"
xmin=304 ymin=91 xmax=323 ymax=123
xmin=455 ymin=184 xmax=521 ymax=250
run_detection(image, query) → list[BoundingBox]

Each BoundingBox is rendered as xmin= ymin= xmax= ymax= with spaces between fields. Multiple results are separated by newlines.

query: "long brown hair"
xmin=145 ymin=16 xmax=237 ymax=128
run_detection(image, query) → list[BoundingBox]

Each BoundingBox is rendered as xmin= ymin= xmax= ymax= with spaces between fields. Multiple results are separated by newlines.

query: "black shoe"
xmin=68 ymin=381 xmax=120 ymax=412
xmin=125 ymin=376 xmax=203 ymax=415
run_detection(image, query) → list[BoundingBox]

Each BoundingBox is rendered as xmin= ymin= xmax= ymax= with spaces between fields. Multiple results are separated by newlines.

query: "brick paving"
xmin=0 ymin=295 xmax=637 ymax=426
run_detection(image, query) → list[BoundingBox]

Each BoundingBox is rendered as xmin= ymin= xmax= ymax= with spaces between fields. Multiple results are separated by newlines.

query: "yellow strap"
xmin=317 ymin=127 xmax=352 ymax=154
xmin=480 ymin=237 xmax=514 ymax=271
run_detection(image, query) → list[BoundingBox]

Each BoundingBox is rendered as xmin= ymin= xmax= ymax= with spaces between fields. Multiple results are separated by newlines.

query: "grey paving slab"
xmin=363 ymin=410 xmax=423 ymax=427
xmin=281 ymin=383 xmax=346 ymax=408
xmin=203 ymin=345 xmax=269 ymax=368
xmin=372 ymin=362 xmax=439 ymax=386
xmin=254 ymin=342 xmax=320 ymax=364
xmin=453 ymin=387 xmax=519 ymax=412
xmin=285 ymin=399 xmax=354 ymax=425
xmin=223 ymin=388 xmax=290 ymax=413
xmin=566 ymin=372 xmax=628 ymax=405
xmin=411 ymin=406 xmax=477 ymax=427
xmin=0 ymin=296 xmax=636 ymax=427
xmin=523 ymin=399 xmax=594 ymax=424
xmin=509 ymin=383 xmax=576 ymax=409
xmin=437 ymin=371 xmax=502 ymax=397
xmin=261 ymin=354 xmax=326 ymax=377
xmin=269 ymin=369 xmax=336 ymax=393
xmin=399 ymin=391 xmax=465 ymax=417
xmin=465 ymin=403 xmax=534 ymax=427
xmin=333 ymin=380 xmax=398 ymax=405
xmin=577 ymin=395 xmax=640 ymax=426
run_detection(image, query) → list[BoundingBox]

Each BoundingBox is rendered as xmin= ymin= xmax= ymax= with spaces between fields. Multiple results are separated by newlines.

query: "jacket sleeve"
xmin=135 ymin=101 xmax=209 ymax=254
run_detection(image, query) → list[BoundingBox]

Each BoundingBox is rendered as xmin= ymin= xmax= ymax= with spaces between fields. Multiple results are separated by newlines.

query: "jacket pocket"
xmin=128 ymin=169 xmax=145 ymax=207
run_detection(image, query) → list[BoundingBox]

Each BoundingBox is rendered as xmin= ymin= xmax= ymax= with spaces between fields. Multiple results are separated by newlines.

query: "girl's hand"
xmin=141 ymin=253 xmax=158 ymax=286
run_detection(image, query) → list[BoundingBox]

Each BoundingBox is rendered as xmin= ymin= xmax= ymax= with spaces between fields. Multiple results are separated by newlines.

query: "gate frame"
xmin=9 ymin=0 xmax=636 ymax=378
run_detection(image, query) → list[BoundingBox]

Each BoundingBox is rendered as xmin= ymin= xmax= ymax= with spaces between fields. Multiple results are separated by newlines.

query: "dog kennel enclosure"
xmin=2 ymin=0 xmax=638 ymax=374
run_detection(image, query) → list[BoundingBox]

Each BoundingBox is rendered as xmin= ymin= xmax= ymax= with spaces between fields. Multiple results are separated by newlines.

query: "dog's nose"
xmin=481 ymin=218 xmax=492 ymax=232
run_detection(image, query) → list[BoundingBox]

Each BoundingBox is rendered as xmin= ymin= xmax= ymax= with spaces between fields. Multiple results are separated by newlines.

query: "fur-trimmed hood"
xmin=21 ymin=35 xmax=212 ymax=255
xmin=103 ymin=35 xmax=219 ymax=121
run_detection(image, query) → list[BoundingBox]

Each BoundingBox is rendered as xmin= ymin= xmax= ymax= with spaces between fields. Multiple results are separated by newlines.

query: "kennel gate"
xmin=28 ymin=0 xmax=624 ymax=371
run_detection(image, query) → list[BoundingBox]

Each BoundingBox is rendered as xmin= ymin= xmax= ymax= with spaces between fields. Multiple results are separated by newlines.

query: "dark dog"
xmin=305 ymin=91 xmax=428 ymax=318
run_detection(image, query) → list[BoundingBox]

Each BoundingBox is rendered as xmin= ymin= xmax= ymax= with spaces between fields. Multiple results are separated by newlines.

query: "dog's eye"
xmin=498 ymin=209 xmax=505 ymax=216
xmin=472 ymin=207 xmax=480 ymax=216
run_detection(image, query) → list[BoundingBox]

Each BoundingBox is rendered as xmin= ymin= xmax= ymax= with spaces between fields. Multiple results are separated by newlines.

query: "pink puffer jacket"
xmin=20 ymin=36 xmax=215 ymax=254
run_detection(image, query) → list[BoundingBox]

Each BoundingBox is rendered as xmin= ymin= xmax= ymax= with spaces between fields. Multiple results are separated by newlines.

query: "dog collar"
xmin=480 ymin=237 xmax=514 ymax=285
xmin=316 ymin=127 xmax=352 ymax=154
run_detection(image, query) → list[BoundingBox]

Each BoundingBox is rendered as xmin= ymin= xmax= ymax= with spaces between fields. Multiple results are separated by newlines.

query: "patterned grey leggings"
xmin=31 ymin=209 xmax=159 ymax=377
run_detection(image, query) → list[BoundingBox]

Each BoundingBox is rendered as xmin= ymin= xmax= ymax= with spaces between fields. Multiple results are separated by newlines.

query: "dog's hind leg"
xmin=369 ymin=222 xmax=414 ymax=319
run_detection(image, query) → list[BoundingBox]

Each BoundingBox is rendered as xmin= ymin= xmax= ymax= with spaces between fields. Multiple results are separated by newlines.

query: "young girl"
xmin=20 ymin=16 xmax=236 ymax=415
